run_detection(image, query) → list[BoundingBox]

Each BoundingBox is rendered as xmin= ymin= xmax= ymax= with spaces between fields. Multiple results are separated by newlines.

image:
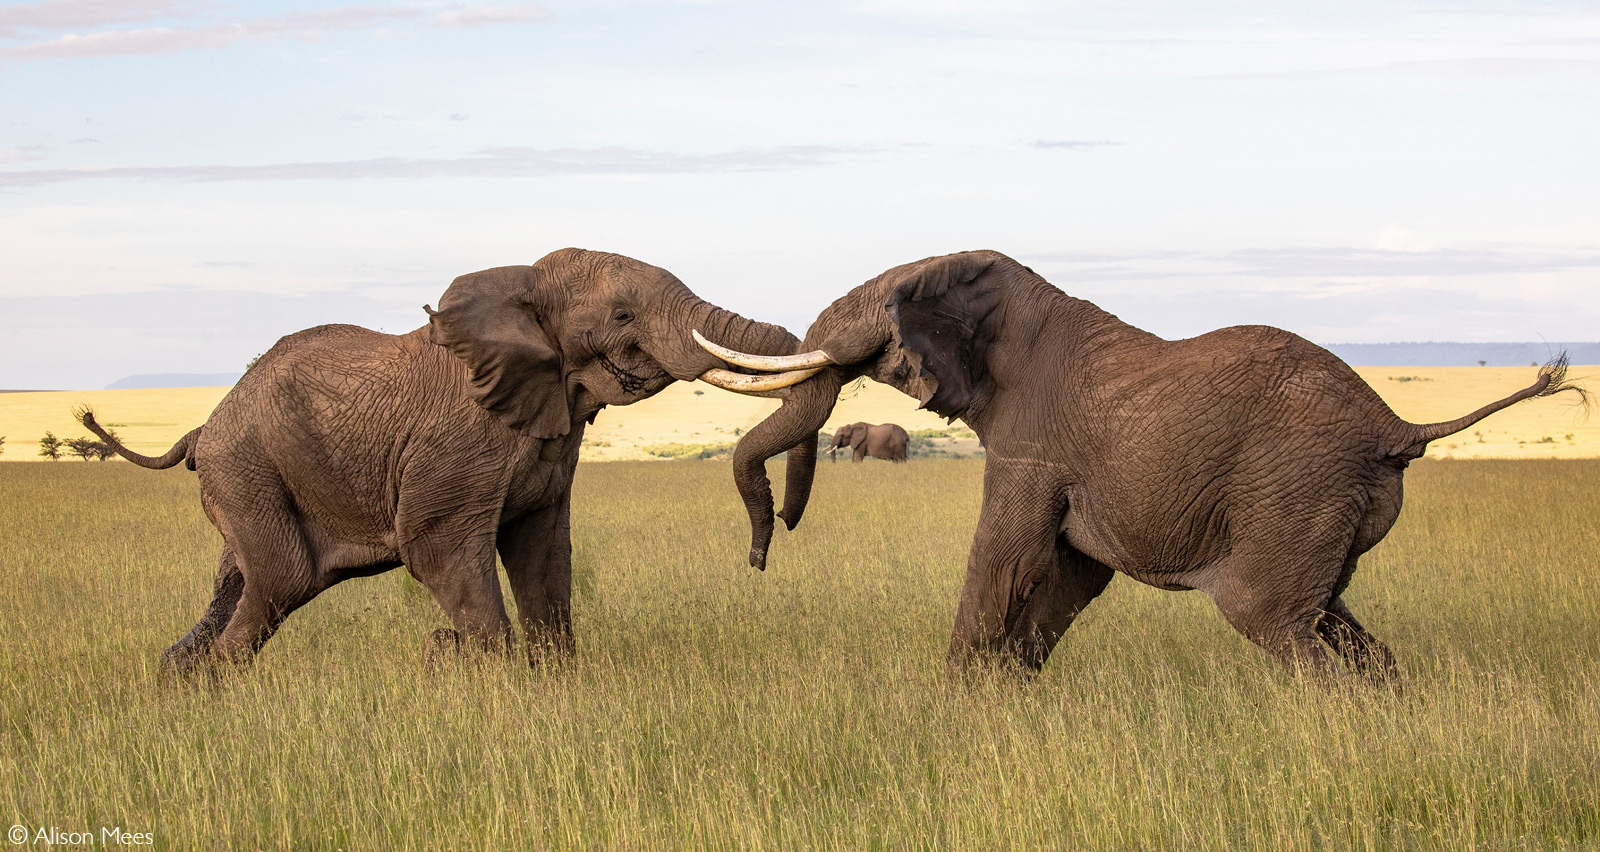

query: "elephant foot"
xmin=423 ymin=627 xmax=516 ymax=671
xmin=524 ymin=632 xmax=575 ymax=671
xmin=158 ymin=642 xmax=200 ymax=675
xmin=157 ymin=646 xmax=234 ymax=689
xmin=945 ymin=644 xmax=1043 ymax=688
xmin=422 ymin=628 xmax=464 ymax=671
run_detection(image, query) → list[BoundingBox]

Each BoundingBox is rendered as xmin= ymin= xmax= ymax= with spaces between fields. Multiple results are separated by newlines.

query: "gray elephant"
xmin=83 ymin=248 xmax=814 ymax=674
xmin=701 ymin=250 xmax=1582 ymax=679
xmin=825 ymin=422 xmax=909 ymax=462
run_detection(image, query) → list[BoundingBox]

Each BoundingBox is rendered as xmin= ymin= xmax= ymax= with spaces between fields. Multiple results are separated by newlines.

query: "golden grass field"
xmin=1 ymin=364 xmax=1595 ymax=462
xmin=0 ymin=459 xmax=1596 ymax=849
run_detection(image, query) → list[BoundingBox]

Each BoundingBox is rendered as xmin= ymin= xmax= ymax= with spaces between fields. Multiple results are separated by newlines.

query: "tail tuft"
xmin=1534 ymin=353 xmax=1591 ymax=414
xmin=1406 ymin=352 xmax=1589 ymax=449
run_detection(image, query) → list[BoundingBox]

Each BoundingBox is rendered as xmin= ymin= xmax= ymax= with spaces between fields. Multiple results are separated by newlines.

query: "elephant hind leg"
xmin=161 ymin=546 xmax=244 ymax=676
xmin=1202 ymin=544 xmax=1342 ymax=679
xmin=204 ymin=510 xmax=322 ymax=670
xmin=1316 ymin=594 xmax=1398 ymax=681
xmin=1310 ymin=480 xmax=1401 ymax=681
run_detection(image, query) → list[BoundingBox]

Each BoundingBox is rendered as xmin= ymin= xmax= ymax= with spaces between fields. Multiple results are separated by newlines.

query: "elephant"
xmin=81 ymin=248 xmax=817 ymax=675
xmin=825 ymin=422 xmax=909 ymax=462
xmin=697 ymin=250 xmax=1583 ymax=679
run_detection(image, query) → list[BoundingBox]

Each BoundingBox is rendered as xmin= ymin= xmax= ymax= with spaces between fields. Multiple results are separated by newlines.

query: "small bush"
xmin=643 ymin=441 xmax=734 ymax=460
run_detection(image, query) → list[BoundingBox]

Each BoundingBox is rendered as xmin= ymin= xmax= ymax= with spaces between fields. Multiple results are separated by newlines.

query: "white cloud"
xmin=433 ymin=3 xmax=552 ymax=28
xmin=848 ymin=0 xmax=1045 ymax=18
xmin=0 ymin=146 xmax=45 ymax=164
xmin=1032 ymin=140 xmax=1119 ymax=150
xmin=1 ymin=24 xmax=253 ymax=59
xmin=1374 ymin=226 xmax=1434 ymax=253
xmin=0 ymin=145 xmax=876 ymax=186
xmin=0 ymin=2 xmax=551 ymax=60
xmin=1030 ymin=244 xmax=1600 ymax=282
xmin=0 ymin=0 xmax=195 ymax=38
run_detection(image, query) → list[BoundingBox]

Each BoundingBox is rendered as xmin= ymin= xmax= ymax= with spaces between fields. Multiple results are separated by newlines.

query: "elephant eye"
xmin=611 ymin=307 xmax=635 ymax=325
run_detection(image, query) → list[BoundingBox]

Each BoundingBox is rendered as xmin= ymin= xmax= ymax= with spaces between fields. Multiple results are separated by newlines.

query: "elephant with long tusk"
xmin=698 ymin=250 xmax=1586 ymax=681
xmin=82 ymin=248 xmax=811 ymax=676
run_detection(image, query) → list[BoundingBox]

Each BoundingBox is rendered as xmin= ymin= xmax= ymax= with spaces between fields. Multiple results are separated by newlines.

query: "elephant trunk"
xmin=730 ymin=368 xmax=841 ymax=569
xmin=675 ymin=301 xmax=823 ymax=568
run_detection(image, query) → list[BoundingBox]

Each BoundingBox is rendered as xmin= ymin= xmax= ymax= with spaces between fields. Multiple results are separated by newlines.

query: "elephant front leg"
xmin=946 ymin=467 xmax=1068 ymax=675
xmin=1007 ymin=546 xmax=1115 ymax=672
xmin=498 ymin=497 xmax=575 ymax=664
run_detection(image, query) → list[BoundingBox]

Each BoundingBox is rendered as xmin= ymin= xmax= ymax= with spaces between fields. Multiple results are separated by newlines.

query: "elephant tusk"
xmin=698 ymin=367 xmax=821 ymax=398
xmin=692 ymin=329 xmax=835 ymax=372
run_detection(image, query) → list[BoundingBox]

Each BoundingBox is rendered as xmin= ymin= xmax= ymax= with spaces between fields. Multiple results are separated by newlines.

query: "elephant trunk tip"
xmin=749 ymin=548 xmax=767 ymax=570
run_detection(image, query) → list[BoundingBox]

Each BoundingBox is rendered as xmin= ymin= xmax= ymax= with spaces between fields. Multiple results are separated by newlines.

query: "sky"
xmin=2 ymin=0 xmax=1598 ymax=389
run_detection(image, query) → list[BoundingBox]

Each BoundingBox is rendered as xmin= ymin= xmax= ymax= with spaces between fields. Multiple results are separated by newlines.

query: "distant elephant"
xmin=83 ymin=248 xmax=813 ymax=675
xmin=825 ymin=422 xmax=909 ymax=462
xmin=701 ymin=250 xmax=1582 ymax=679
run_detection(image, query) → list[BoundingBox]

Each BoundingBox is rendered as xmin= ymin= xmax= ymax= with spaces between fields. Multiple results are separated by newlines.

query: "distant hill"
xmin=105 ymin=373 xmax=243 ymax=390
xmin=1322 ymin=342 xmax=1600 ymax=367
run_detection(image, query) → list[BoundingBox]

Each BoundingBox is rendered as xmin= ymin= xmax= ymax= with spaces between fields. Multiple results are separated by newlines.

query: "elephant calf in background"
xmin=706 ymin=250 xmax=1584 ymax=680
xmin=826 ymin=422 xmax=909 ymax=462
xmin=83 ymin=248 xmax=815 ymax=675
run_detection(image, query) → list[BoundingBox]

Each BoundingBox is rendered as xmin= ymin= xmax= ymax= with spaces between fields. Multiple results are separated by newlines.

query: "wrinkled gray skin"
xmin=83 ymin=248 xmax=803 ymax=675
xmin=733 ymin=250 xmax=1581 ymax=678
xmin=826 ymin=422 xmax=909 ymax=462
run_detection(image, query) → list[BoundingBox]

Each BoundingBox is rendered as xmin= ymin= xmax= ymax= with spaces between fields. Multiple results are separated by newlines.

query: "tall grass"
xmin=1 ymin=459 xmax=1596 ymax=850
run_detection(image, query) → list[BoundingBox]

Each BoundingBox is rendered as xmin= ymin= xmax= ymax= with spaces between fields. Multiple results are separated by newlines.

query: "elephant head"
xmin=427 ymin=247 xmax=818 ymax=554
xmin=693 ymin=250 xmax=1039 ymax=567
xmin=825 ymin=422 xmax=868 ymax=460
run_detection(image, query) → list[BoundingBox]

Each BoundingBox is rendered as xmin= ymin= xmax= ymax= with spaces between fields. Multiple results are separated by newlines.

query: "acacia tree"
xmin=38 ymin=431 xmax=62 ymax=460
xmin=65 ymin=436 xmax=100 ymax=461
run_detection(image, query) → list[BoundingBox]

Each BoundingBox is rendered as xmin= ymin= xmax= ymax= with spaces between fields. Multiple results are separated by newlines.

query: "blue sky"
xmin=2 ymin=0 xmax=1598 ymax=389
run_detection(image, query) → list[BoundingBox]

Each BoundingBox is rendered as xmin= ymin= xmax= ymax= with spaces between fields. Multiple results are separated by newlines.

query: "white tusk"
xmin=692 ymin=329 xmax=834 ymax=372
xmin=698 ymin=367 xmax=821 ymax=398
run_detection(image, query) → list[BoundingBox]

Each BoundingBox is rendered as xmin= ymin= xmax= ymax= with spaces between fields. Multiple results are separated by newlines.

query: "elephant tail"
xmin=1397 ymin=354 xmax=1587 ymax=456
xmin=76 ymin=407 xmax=201 ymax=470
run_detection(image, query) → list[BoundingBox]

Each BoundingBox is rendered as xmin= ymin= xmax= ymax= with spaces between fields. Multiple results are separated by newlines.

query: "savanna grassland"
xmin=2 ymin=458 xmax=1597 ymax=850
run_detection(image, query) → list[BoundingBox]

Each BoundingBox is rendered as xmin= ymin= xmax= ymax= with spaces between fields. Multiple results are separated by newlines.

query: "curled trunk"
xmin=679 ymin=301 xmax=827 ymax=568
xmin=731 ymin=369 xmax=842 ymax=569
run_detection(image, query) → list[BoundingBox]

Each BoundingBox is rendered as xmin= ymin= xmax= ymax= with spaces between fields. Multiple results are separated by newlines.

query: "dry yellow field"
xmin=0 ymin=386 xmax=231 ymax=462
xmin=1356 ymin=365 xmax=1596 ymax=459
xmin=1 ymin=365 xmax=1593 ymax=461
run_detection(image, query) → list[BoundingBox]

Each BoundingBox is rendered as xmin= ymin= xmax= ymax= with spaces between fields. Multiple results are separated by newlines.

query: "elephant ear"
xmin=427 ymin=266 xmax=572 ymax=438
xmin=885 ymin=252 xmax=1002 ymax=421
xmin=848 ymin=424 xmax=868 ymax=449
